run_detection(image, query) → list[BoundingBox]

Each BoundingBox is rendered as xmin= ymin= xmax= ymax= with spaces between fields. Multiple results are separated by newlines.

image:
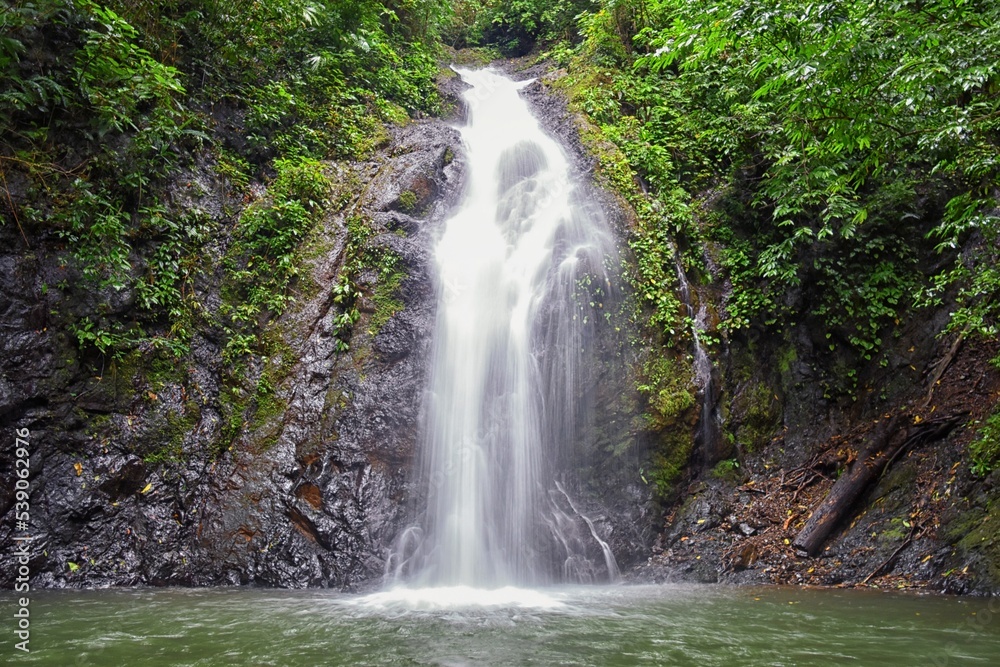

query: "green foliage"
xmin=443 ymin=0 xmax=599 ymax=55
xmin=2 ymin=0 xmax=445 ymax=364
xmin=370 ymin=248 xmax=405 ymax=334
xmin=711 ymin=458 xmax=742 ymax=483
xmin=919 ymin=210 xmax=1000 ymax=355
xmin=74 ymin=1 xmax=185 ymax=136
xmin=565 ymin=112 xmax=687 ymax=342
xmin=970 ymin=408 xmax=1000 ymax=477
xmin=634 ymin=0 xmax=998 ymax=344
xmin=52 ymin=179 xmax=132 ymax=290
xmin=221 ymin=157 xmax=331 ymax=360
xmin=547 ymin=0 xmax=999 ymax=393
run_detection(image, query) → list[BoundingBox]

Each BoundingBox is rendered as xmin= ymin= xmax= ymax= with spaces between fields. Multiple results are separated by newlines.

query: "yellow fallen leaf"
xmin=73 ymin=462 xmax=82 ymax=476
xmin=697 ymin=519 xmax=706 ymax=524
xmin=140 ymin=483 xmax=153 ymax=495
xmin=922 ymin=554 xmax=932 ymax=563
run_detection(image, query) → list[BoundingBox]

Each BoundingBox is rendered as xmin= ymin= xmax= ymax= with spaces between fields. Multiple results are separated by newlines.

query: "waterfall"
xmin=386 ymin=68 xmax=619 ymax=588
xmin=673 ymin=253 xmax=723 ymax=466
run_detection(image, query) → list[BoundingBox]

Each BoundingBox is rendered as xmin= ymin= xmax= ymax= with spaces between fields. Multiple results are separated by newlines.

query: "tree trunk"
xmin=792 ymin=414 xmax=906 ymax=556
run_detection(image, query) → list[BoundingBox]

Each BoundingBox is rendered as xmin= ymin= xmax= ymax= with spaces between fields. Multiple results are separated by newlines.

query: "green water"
xmin=4 ymin=584 xmax=998 ymax=666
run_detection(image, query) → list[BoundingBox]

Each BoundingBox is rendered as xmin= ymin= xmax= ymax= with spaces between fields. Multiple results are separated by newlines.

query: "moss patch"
xmin=648 ymin=430 xmax=695 ymax=500
xmin=638 ymin=355 xmax=698 ymax=499
xmin=731 ymin=379 xmax=781 ymax=454
xmin=370 ymin=252 xmax=405 ymax=335
xmin=955 ymin=495 xmax=1000 ymax=587
xmin=397 ymin=189 xmax=418 ymax=213
xmin=777 ymin=344 xmax=798 ymax=375
xmin=639 ymin=356 xmax=696 ymax=430
xmin=142 ymin=403 xmax=199 ymax=464
xmin=711 ymin=458 xmax=743 ymax=484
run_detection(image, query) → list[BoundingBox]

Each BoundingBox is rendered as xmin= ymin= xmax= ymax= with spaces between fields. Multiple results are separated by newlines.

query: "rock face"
xmin=630 ymin=326 xmax=1000 ymax=594
xmin=0 ymin=118 xmax=466 ymax=589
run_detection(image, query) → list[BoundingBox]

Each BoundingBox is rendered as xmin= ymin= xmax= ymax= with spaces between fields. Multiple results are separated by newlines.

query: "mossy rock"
xmin=396 ymin=190 xmax=418 ymax=213
xmin=639 ymin=355 xmax=697 ymax=431
xmin=647 ymin=429 xmax=696 ymax=500
xmin=710 ymin=458 xmax=744 ymax=484
xmin=730 ymin=379 xmax=782 ymax=454
xmin=957 ymin=504 xmax=1000 ymax=588
xmin=941 ymin=479 xmax=1000 ymax=591
xmin=141 ymin=405 xmax=199 ymax=464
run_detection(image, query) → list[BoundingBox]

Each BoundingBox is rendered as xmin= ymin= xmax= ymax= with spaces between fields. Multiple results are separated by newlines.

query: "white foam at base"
xmin=349 ymin=586 xmax=567 ymax=611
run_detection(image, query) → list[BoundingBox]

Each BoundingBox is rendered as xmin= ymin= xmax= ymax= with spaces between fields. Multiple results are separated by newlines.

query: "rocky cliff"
xmin=0 ymin=107 xmax=466 ymax=588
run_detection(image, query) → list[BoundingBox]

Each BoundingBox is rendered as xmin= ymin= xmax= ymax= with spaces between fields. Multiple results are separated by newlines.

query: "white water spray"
xmin=387 ymin=68 xmax=619 ymax=589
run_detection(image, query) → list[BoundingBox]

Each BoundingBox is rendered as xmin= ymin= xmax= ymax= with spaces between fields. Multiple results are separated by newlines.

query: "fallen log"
xmin=792 ymin=414 xmax=905 ymax=556
xmin=793 ymin=413 xmax=964 ymax=556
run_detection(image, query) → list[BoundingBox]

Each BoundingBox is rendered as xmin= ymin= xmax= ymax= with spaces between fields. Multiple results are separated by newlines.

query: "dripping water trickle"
xmin=673 ymin=253 xmax=723 ymax=466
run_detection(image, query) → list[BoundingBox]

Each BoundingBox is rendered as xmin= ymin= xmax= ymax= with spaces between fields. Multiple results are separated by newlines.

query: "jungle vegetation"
xmin=2 ymin=0 xmax=998 ymax=466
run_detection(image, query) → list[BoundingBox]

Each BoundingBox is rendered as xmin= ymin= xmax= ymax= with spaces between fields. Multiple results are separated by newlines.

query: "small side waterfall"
xmin=387 ymin=68 xmax=619 ymax=588
xmin=673 ymin=253 xmax=723 ymax=466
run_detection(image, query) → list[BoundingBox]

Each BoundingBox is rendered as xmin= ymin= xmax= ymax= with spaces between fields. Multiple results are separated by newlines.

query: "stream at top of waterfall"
xmin=9 ymin=584 xmax=1000 ymax=665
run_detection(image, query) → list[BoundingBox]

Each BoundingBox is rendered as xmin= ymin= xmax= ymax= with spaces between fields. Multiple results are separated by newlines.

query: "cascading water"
xmin=673 ymin=254 xmax=723 ymax=466
xmin=386 ymin=68 xmax=619 ymax=589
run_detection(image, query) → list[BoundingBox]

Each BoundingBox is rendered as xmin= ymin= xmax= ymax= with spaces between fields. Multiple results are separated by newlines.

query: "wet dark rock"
xmin=0 ymin=114 xmax=465 ymax=590
xmin=373 ymin=312 xmax=421 ymax=363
